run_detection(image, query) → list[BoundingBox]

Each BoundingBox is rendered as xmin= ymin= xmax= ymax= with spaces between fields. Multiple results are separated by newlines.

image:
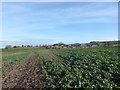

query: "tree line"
xmin=5 ymin=41 xmax=120 ymax=49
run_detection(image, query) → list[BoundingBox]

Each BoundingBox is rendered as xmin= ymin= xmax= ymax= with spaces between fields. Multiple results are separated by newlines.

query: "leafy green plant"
xmin=36 ymin=46 xmax=120 ymax=88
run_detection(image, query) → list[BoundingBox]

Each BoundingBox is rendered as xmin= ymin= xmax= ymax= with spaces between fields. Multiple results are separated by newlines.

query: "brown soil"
xmin=40 ymin=50 xmax=60 ymax=60
xmin=2 ymin=60 xmax=12 ymax=70
xmin=41 ymin=50 xmax=70 ymax=70
xmin=2 ymin=53 xmax=48 ymax=89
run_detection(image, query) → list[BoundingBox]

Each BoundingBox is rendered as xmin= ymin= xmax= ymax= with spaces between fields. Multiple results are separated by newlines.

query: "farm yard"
xmin=1 ymin=46 xmax=120 ymax=89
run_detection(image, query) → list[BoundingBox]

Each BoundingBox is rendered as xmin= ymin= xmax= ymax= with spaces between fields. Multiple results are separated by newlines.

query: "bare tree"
xmin=5 ymin=45 xmax=12 ymax=49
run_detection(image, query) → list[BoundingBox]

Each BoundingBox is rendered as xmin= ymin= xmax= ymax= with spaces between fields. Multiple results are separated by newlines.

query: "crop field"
xmin=2 ymin=48 xmax=34 ymax=71
xmin=2 ymin=46 xmax=120 ymax=89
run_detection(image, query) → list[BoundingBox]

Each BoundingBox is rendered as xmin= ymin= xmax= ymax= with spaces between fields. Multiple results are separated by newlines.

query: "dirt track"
xmin=2 ymin=53 xmax=48 ymax=89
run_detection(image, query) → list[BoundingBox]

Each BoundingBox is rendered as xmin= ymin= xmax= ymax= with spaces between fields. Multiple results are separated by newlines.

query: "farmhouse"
xmin=91 ymin=45 xmax=98 ymax=47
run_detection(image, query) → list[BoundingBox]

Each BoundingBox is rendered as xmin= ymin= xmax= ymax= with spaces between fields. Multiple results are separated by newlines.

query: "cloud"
xmin=1 ymin=38 xmax=56 ymax=48
xmin=3 ymin=2 xmax=117 ymax=24
xmin=26 ymin=3 xmax=117 ymax=24
xmin=2 ymin=2 xmax=118 ymax=43
xmin=20 ymin=37 xmax=55 ymax=43
xmin=2 ymin=3 xmax=31 ymax=14
xmin=3 ymin=2 xmax=117 ymax=35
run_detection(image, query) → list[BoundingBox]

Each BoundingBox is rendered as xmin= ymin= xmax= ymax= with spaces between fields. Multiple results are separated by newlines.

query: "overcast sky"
xmin=2 ymin=2 xmax=118 ymax=47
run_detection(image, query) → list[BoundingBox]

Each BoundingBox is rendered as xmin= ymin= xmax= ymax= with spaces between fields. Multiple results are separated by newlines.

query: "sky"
xmin=1 ymin=2 xmax=118 ymax=47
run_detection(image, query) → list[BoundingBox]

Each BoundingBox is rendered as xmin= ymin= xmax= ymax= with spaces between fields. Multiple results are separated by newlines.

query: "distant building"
xmin=91 ymin=45 xmax=98 ymax=47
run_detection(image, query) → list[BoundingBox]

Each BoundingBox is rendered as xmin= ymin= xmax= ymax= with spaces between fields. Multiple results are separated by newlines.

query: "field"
xmin=2 ymin=46 xmax=120 ymax=89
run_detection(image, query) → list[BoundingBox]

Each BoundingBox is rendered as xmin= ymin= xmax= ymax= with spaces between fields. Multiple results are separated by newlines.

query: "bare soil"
xmin=2 ymin=53 xmax=48 ymax=89
xmin=41 ymin=50 xmax=70 ymax=70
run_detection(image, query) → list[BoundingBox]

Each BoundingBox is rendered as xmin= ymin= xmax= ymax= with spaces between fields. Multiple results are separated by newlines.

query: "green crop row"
xmin=37 ymin=46 xmax=120 ymax=88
